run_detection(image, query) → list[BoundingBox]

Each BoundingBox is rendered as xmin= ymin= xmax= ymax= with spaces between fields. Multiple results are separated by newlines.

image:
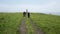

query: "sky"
xmin=0 ymin=0 xmax=60 ymax=15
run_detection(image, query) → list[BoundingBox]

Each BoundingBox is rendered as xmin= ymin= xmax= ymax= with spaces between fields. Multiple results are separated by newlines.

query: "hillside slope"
xmin=31 ymin=13 xmax=60 ymax=34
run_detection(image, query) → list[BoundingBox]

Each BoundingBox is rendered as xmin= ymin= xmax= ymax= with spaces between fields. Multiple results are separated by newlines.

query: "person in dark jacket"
xmin=28 ymin=12 xmax=30 ymax=18
xmin=23 ymin=12 xmax=26 ymax=17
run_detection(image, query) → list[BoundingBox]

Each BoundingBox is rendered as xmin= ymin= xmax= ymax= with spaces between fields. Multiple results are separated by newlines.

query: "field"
xmin=31 ymin=13 xmax=60 ymax=34
xmin=0 ymin=13 xmax=22 ymax=34
xmin=0 ymin=13 xmax=60 ymax=34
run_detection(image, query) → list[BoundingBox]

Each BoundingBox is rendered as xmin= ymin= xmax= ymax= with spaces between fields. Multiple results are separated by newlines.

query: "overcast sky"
xmin=0 ymin=0 xmax=60 ymax=15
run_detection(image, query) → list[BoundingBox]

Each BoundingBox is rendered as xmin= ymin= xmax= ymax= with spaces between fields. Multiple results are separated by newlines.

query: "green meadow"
xmin=0 ymin=13 xmax=60 ymax=34
xmin=0 ymin=13 xmax=22 ymax=34
xmin=31 ymin=13 xmax=60 ymax=34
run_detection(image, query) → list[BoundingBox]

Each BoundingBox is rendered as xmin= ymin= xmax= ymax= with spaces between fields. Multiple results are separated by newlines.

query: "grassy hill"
xmin=0 ymin=13 xmax=22 ymax=34
xmin=31 ymin=13 xmax=60 ymax=34
xmin=0 ymin=13 xmax=60 ymax=34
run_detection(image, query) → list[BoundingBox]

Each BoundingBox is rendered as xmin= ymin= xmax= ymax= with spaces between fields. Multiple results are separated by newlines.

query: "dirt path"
xmin=19 ymin=17 xmax=44 ymax=34
xmin=29 ymin=18 xmax=44 ymax=34
xmin=19 ymin=17 xmax=26 ymax=34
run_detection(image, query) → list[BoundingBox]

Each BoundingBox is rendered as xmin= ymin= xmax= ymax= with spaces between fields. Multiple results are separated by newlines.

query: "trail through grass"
xmin=25 ymin=17 xmax=34 ymax=34
xmin=0 ymin=13 xmax=60 ymax=34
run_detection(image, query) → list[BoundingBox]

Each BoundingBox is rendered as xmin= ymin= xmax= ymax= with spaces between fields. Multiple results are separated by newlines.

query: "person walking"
xmin=23 ymin=12 xmax=26 ymax=17
xmin=28 ymin=12 xmax=30 ymax=18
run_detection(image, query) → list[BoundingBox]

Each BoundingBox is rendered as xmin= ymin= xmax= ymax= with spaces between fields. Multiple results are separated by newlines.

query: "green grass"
xmin=0 ymin=13 xmax=22 ymax=34
xmin=31 ymin=13 xmax=60 ymax=34
xmin=0 ymin=13 xmax=60 ymax=34
xmin=25 ymin=17 xmax=34 ymax=34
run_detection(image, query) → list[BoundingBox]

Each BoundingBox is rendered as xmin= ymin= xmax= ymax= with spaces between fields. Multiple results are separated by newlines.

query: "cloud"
xmin=0 ymin=0 xmax=60 ymax=15
xmin=19 ymin=1 xmax=60 ymax=13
